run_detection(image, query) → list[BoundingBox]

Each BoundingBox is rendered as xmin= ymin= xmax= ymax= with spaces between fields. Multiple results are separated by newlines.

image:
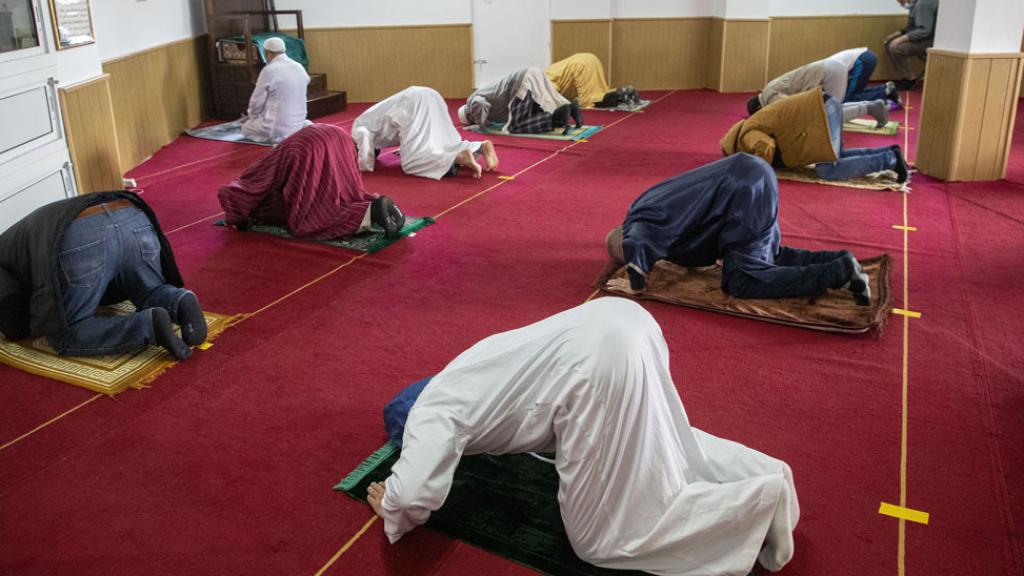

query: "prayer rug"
xmin=466 ymin=124 xmax=603 ymax=141
xmin=337 ymin=443 xmax=650 ymax=576
xmin=214 ymin=217 xmax=434 ymax=253
xmin=596 ymin=255 xmax=892 ymax=335
xmin=185 ymin=119 xmax=274 ymax=147
xmin=0 ymin=303 xmax=243 ymax=395
xmin=598 ymin=99 xmax=653 ymax=113
xmin=843 ymin=118 xmax=900 ymax=136
xmin=777 ymin=167 xmax=908 ymax=192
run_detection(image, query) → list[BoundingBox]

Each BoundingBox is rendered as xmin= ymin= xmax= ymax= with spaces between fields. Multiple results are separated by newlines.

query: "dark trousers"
xmin=885 ymin=39 xmax=930 ymax=81
xmin=722 ymin=247 xmax=849 ymax=299
xmin=815 ymin=95 xmax=896 ymax=180
xmin=49 ymin=206 xmax=189 ymax=356
xmin=845 ymin=51 xmax=888 ymax=103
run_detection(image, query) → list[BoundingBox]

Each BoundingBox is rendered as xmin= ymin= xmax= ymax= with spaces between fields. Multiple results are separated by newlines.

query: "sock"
xmin=867 ymin=100 xmax=889 ymax=127
xmin=152 ymin=308 xmax=191 ymax=360
xmin=176 ymin=291 xmax=207 ymax=347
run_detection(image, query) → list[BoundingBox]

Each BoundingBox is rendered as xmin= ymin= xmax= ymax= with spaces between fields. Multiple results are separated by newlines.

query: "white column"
xmin=933 ymin=0 xmax=1024 ymax=54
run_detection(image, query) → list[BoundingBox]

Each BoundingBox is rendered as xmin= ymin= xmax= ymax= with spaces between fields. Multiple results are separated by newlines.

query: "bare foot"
xmin=479 ymin=140 xmax=499 ymax=172
xmin=455 ymin=148 xmax=483 ymax=179
xmin=606 ymin=277 xmax=641 ymax=295
xmin=367 ymin=481 xmax=386 ymax=519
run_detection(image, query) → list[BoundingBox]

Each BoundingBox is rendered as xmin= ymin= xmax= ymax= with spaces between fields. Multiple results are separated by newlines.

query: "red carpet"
xmin=1 ymin=91 xmax=1021 ymax=576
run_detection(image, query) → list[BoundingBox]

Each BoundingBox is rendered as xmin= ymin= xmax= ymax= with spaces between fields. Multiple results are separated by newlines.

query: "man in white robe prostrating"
xmin=240 ymin=37 xmax=310 ymax=144
xmin=351 ymin=86 xmax=499 ymax=180
xmin=366 ymin=297 xmax=799 ymax=576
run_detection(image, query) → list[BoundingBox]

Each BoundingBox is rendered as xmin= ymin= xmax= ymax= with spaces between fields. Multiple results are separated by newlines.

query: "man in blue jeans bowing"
xmin=0 ymin=192 xmax=205 ymax=359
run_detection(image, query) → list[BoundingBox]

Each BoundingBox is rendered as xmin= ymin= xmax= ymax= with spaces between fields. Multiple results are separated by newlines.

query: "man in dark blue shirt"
xmin=606 ymin=154 xmax=871 ymax=304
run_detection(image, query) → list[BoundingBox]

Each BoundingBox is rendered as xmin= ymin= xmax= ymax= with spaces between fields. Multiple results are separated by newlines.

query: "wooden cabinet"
xmin=203 ymin=0 xmax=345 ymax=120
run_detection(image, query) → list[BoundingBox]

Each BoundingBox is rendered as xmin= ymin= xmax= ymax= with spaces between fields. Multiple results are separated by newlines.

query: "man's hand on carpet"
xmin=367 ymin=481 xmax=386 ymax=519
xmin=607 ymin=277 xmax=641 ymax=295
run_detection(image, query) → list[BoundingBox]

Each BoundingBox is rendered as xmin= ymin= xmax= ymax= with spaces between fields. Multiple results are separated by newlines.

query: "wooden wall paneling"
xmin=767 ymin=15 xmax=911 ymax=81
xmin=303 ymin=25 xmax=472 ymax=103
xmin=551 ymin=20 xmax=612 ymax=81
xmin=705 ymin=18 xmax=724 ymax=90
xmin=102 ymin=37 xmax=207 ymax=171
xmin=917 ymin=51 xmax=1022 ymax=181
xmin=960 ymin=54 xmax=1022 ymax=180
xmin=916 ymin=51 xmax=965 ymax=179
xmin=58 ymin=75 xmax=123 ymax=193
xmin=611 ymin=18 xmax=709 ymax=90
xmin=720 ymin=20 xmax=769 ymax=92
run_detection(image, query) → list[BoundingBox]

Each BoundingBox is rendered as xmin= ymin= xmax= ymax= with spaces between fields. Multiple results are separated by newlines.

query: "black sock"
xmin=152 ymin=308 xmax=191 ymax=360
xmin=176 ymin=292 xmax=207 ymax=347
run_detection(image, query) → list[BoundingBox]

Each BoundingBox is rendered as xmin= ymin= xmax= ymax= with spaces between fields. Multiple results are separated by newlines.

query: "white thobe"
xmin=515 ymin=67 xmax=569 ymax=113
xmin=352 ymin=86 xmax=482 ymax=180
xmin=828 ymin=47 xmax=869 ymax=72
xmin=381 ymin=297 xmax=800 ymax=576
xmin=241 ymin=54 xmax=310 ymax=144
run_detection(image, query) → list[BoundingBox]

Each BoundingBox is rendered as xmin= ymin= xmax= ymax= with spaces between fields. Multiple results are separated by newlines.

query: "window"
xmin=0 ymin=0 xmax=41 ymax=54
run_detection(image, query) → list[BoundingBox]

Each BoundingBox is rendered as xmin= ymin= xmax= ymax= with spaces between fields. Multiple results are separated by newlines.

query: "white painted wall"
xmin=551 ymin=0 xmax=612 ymax=20
xmin=968 ymin=0 xmax=1024 ymax=53
xmin=274 ymin=0 xmax=470 ymax=27
xmin=768 ymin=0 xmax=906 ymax=17
xmin=90 ymin=0 xmax=204 ymax=61
xmin=612 ymin=0 xmax=714 ymax=18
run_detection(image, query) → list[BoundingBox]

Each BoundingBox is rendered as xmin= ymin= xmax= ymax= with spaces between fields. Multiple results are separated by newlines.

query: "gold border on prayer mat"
xmin=0 ymin=303 xmax=245 ymax=395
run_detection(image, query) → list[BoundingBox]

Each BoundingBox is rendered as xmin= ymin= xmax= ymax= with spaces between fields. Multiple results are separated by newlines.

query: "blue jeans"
xmin=816 ymin=96 xmax=895 ymax=181
xmin=845 ymin=51 xmax=888 ymax=102
xmin=723 ymin=247 xmax=849 ymax=299
xmin=49 ymin=205 xmax=189 ymax=356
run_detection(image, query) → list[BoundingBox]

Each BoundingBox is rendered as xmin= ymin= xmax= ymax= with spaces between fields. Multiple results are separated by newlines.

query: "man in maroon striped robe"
xmin=218 ymin=124 xmax=405 ymax=239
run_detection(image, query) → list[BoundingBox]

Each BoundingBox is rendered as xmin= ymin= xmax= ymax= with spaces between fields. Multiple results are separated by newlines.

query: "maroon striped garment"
xmin=218 ymin=124 xmax=377 ymax=240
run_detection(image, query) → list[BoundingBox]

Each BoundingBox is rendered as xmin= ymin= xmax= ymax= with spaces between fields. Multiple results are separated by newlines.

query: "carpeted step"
xmin=308 ymin=90 xmax=346 ymax=118
xmin=307 ymin=73 xmax=328 ymax=98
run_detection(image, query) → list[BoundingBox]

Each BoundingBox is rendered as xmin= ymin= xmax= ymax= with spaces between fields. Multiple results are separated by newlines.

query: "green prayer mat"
xmin=467 ymin=123 xmax=603 ymax=141
xmin=220 ymin=32 xmax=309 ymax=69
xmin=214 ymin=217 xmax=433 ymax=253
xmin=843 ymin=118 xmax=899 ymax=136
xmin=336 ymin=443 xmax=650 ymax=576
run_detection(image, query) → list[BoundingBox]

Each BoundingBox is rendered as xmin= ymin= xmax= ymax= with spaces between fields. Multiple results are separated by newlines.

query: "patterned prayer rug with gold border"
xmin=0 ymin=302 xmax=244 ymax=395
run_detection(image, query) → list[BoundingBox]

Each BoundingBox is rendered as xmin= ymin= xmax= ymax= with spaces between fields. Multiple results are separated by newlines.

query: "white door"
xmin=471 ymin=0 xmax=551 ymax=88
xmin=0 ymin=0 xmax=75 ymax=233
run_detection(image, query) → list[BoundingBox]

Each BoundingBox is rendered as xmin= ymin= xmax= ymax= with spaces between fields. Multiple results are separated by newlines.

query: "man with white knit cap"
xmin=241 ymin=37 xmax=310 ymax=144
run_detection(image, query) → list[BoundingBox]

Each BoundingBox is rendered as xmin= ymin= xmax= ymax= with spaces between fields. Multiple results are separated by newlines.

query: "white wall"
xmin=612 ymin=0 xmax=714 ymax=18
xmin=551 ymin=0 xmax=612 ymax=20
xmin=768 ymin=0 xmax=906 ymax=17
xmin=91 ymin=0 xmax=205 ymax=61
xmin=274 ymin=0 xmax=470 ymax=27
xmin=968 ymin=0 xmax=1024 ymax=53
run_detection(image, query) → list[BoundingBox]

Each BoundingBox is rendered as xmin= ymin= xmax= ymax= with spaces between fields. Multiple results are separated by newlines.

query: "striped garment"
xmin=507 ymin=90 xmax=554 ymax=134
xmin=218 ymin=124 xmax=376 ymax=240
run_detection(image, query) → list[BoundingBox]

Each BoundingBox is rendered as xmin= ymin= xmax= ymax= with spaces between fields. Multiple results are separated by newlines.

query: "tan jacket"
xmin=720 ymin=88 xmax=837 ymax=168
